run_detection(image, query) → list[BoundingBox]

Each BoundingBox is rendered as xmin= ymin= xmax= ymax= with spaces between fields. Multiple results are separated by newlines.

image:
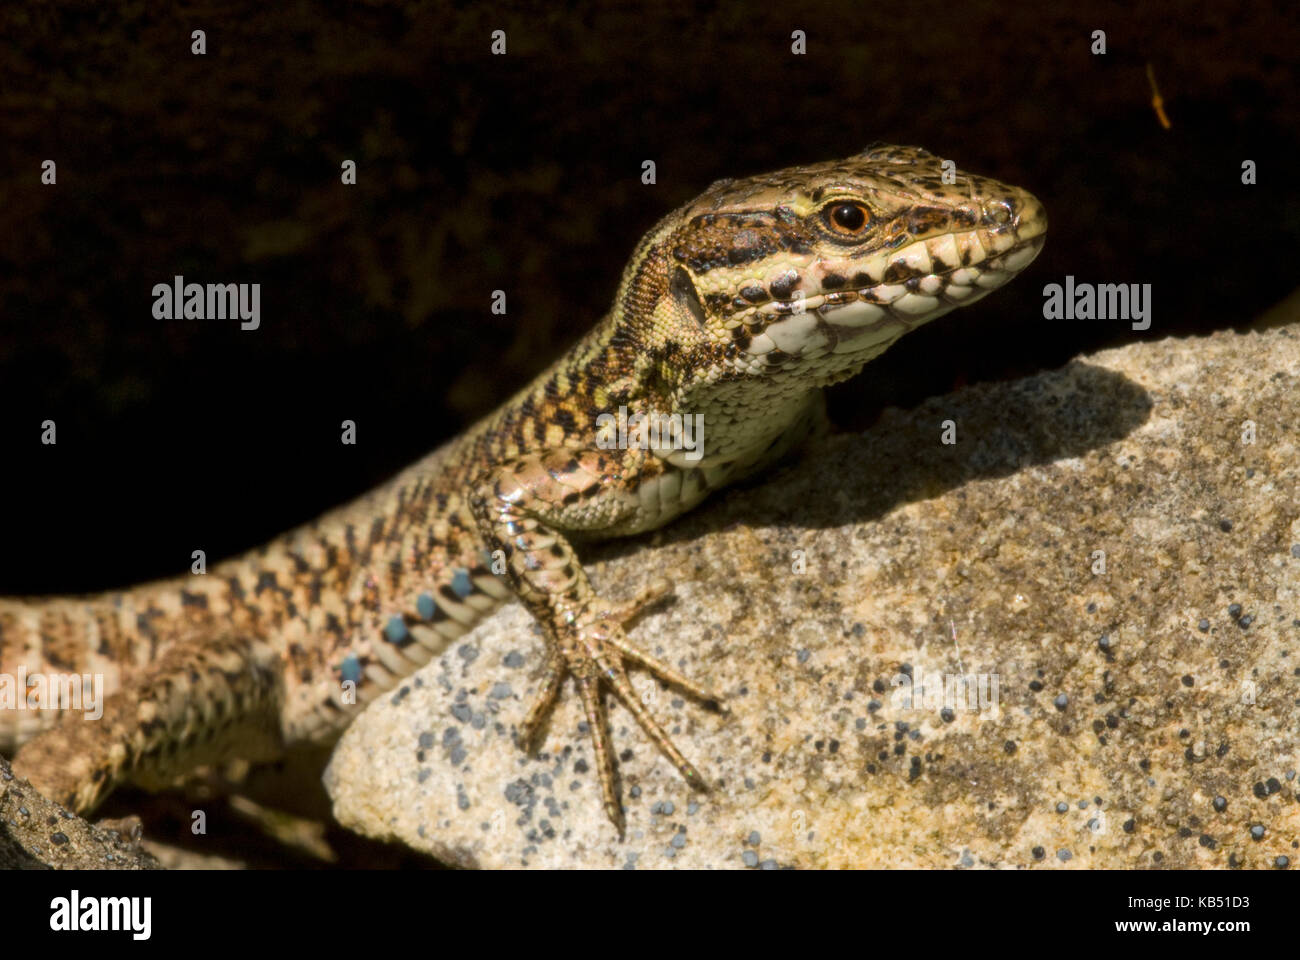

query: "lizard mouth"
xmin=737 ymin=226 xmax=1046 ymax=370
xmin=819 ymin=230 xmax=1047 ymax=336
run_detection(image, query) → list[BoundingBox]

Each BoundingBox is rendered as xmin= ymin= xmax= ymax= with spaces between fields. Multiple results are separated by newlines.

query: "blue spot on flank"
xmin=417 ymin=592 xmax=436 ymax=620
xmin=451 ymin=568 xmax=473 ymax=599
xmin=384 ymin=615 xmax=410 ymax=646
xmin=340 ymin=654 xmax=361 ymax=684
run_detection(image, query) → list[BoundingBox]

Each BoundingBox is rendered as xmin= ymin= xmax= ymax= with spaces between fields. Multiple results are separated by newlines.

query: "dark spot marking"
xmin=769 ymin=270 xmax=799 ymax=299
xmin=780 ymin=235 xmax=813 ymax=256
xmin=140 ymin=718 xmax=165 ymax=737
xmin=727 ymin=230 xmax=775 ymax=265
xmin=883 ymin=261 xmax=924 ymax=284
xmin=822 ymin=272 xmax=846 ymax=290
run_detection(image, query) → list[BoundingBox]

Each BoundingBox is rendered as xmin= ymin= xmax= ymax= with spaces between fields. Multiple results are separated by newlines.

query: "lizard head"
xmin=645 ymin=144 xmax=1046 ymax=393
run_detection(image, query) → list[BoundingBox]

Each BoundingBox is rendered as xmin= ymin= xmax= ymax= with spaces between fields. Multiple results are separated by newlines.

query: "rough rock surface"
xmin=325 ymin=321 xmax=1300 ymax=869
xmin=0 ymin=754 xmax=160 ymax=869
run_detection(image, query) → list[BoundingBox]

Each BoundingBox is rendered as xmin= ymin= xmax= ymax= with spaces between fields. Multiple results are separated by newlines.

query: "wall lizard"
xmin=2 ymin=145 xmax=1046 ymax=835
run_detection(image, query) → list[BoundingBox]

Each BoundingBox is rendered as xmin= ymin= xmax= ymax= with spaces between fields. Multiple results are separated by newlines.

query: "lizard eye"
xmin=823 ymin=201 xmax=870 ymax=235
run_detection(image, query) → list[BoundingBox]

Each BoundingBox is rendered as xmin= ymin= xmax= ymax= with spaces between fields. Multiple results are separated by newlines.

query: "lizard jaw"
xmin=729 ymin=228 xmax=1047 ymax=377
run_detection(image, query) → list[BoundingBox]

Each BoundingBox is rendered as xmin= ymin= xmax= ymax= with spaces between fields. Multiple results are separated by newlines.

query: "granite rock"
xmin=325 ymin=320 xmax=1300 ymax=869
xmin=0 ymin=754 xmax=160 ymax=869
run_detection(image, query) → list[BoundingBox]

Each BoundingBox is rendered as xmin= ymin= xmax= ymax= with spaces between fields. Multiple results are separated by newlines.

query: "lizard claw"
xmin=517 ymin=595 xmax=720 ymax=833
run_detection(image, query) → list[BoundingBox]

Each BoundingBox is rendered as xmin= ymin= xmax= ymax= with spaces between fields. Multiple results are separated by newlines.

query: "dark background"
xmin=1 ymin=0 xmax=1297 ymax=593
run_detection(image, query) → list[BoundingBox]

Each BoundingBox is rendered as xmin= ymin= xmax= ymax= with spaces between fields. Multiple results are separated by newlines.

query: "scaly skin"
xmin=2 ymin=145 xmax=1046 ymax=834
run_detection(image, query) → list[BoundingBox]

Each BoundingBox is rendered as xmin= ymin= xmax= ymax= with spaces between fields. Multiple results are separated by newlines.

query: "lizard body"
xmin=2 ymin=145 xmax=1045 ymax=833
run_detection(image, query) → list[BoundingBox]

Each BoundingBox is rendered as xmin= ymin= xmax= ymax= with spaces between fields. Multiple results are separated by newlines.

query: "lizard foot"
xmin=518 ymin=584 xmax=722 ymax=835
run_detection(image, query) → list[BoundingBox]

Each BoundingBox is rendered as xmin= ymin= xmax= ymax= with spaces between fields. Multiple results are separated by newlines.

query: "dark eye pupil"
xmin=832 ymin=203 xmax=866 ymax=230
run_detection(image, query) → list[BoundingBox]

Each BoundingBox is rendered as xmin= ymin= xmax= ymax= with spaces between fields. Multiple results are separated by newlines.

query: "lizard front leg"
xmin=470 ymin=447 xmax=721 ymax=834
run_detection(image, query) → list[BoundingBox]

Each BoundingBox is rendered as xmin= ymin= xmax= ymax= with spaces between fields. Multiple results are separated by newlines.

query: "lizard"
xmin=2 ymin=144 xmax=1046 ymax=836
